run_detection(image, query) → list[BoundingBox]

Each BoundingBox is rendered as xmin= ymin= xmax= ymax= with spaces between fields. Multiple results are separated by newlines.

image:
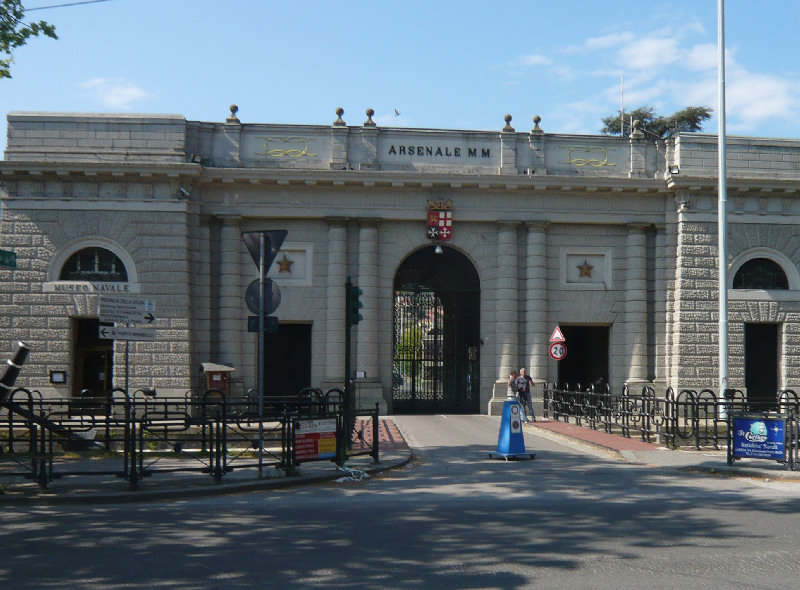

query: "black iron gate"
xmin=392 ymin=288 xmax=479 ymax=413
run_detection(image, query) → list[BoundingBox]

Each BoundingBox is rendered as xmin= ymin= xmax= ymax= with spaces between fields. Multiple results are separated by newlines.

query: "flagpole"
xmin=717 ymin=0 xmax=729 ymax=410
xmin=620 ymin=73 xmax=625 ymax=136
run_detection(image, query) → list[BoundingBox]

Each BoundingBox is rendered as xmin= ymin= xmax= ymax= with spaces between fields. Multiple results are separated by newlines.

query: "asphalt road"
xmin=3 ymin=414 xmax=800 ymax=589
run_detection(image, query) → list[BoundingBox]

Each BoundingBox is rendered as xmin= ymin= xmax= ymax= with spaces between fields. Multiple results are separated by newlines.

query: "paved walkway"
xmin=532 ymin=418 xmax=662 ymax=452
xmin=2 ymin=416 xmax=798 ymax=504
xmin=529 ymin=417 xmax=800 ymax=479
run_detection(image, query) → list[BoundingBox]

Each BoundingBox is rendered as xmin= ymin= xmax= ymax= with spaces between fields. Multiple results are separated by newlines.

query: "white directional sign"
xmin=98 ymin=295 xmax=156 ymax=324
xmin=98 ymin=325 xmax=157 ymax=342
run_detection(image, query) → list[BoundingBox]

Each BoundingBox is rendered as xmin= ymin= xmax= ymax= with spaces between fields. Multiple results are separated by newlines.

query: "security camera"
xmin=178 ymin=187 xmax=190 ymax=198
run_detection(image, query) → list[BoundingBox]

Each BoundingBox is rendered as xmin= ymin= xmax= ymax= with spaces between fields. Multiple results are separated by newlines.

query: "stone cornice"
xmin=0 ymin=161 xmax=202 ymax=181
xmin=199 ymin=168 xmax=669 ymax=194
xmin=666 ymin=174 xmax=800 ymax=194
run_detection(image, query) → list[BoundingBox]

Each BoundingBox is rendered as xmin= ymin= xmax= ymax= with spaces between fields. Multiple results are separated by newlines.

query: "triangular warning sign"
xmin=549 ymin=326 xmax=565 ymax=343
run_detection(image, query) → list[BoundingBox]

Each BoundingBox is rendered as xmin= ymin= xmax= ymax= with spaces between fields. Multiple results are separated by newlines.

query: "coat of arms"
xmin=426 ymin=199 xmax=453 ymax=241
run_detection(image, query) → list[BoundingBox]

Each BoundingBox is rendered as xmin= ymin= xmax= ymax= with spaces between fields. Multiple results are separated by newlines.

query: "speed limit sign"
xmin=549 ymin=342 xmax=567 ymax=361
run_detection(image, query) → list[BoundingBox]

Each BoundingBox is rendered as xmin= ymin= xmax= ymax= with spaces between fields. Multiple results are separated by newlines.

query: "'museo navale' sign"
xmin=43 ymin=281 xmax=137 ymax=293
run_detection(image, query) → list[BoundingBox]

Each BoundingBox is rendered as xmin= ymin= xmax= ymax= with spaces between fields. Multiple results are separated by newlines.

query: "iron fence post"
xmin=129 ymin=408 xmax=139 ymax=490
xmin=372 ymin=402 xmax=380 ymax=463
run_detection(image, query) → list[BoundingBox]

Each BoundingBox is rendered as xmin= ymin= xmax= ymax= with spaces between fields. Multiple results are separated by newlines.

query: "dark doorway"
xmin=262 ymin=323 xmax=312 ymax=397
xmin=745 ymin=323 xmax=779 ymax=410
xmin=71 ymin=318 xmax=113 ymax=396
xmin=392 ymin=246 xmax=481 ymax=414
xmin=557 ymin=325 xmax=609 ymax=390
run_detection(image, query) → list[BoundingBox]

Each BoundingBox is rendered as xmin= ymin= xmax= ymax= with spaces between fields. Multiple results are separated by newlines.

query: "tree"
xmin=1 ymin=0 xmax=57 ymax=80
xmin=601 ymin=105 xmax=712 ymax=138
xmin=397 ymin=326 xmax=425 ymax=376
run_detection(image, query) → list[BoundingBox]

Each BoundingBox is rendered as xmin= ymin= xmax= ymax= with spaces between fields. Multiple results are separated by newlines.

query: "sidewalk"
xmin=529 ymin=417 xmax=800 ymax=480
xmin=0 ymin=419 xmax=412 ymax=505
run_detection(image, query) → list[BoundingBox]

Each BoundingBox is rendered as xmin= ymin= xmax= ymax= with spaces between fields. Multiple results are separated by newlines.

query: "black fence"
xmin=0 ymin=386 xmax=380 ymax=490
xmin=543 ymin=383 xmax=800 ymax=454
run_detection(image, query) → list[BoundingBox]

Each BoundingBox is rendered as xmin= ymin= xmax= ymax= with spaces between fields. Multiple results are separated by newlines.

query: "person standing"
xmin=515 ymin=368 xmax=536 ymax=422
xmin=506 ymin=370 xmax=530 ymax=422
xmin=506 ymin=371 xmax=518 ymax=398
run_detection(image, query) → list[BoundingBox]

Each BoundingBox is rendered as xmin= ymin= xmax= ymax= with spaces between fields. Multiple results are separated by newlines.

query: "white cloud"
xmin=581 ymin=32 xmax=636 ymax=51
xmin=685 ymin=43 xmax=718 ymax=72
xmin=518 ymin=54 xmax=552 ymax=67
xmin=562 ymin=21 xmax=799 ymax=138
xmin=79 ymin=78 xmax=152 ymax=109
xmin=618 ymin=37 xmax=681 ymax=70
xmin=727 ymin=69 xmax=799 ymax=125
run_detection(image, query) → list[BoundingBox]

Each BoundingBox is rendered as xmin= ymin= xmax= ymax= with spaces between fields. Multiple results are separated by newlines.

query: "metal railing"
xmin=0 ymin=386 xmax=380 ymax=490
xmin=543 ymin=383 xmax=800 ymax=453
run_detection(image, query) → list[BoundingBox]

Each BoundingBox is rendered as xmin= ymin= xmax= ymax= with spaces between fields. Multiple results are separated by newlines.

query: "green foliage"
xmin=601 ymin=105 xmax=712 ymax=138
xmin=396 ymin=326 xmax=424 ymax=374
xmin=0 ymin=0 xmax=57 ymax=79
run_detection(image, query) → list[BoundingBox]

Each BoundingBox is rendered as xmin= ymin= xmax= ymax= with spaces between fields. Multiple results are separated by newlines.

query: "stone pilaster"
xmin=524 ymin=221 xmax=548 ymax=384
xmin=358 ymin=119 xmax=379 ymax=170
xmin=324 ymin=219 xmax=348 ymax=384
xmin=217 ymin=215 xmax=242 ymax=370
xmin=500 ymin=115 xmax=517 ymax=174
xmin=490 ymin=222 xmax=518 ymax=413
xmin=330 ymin=109 xmax=350 ymax=170
xmin=629 ymin=135 xmax=647 ymax=178
xmin=625 ymin=223 xmax=649 ymax=386
xmin=218 ymin=108 xmax=242 ymax=167
xmin=354 ymin=219 xmax=384 ymax=409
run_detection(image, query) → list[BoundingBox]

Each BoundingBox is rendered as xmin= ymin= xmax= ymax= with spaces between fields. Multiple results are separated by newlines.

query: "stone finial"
xmin=364 ymin=108 xmax=376 ymax=127
xmin=503 ymin=114 xmax=514 ymax=132
xmin=532 ymin=115 xmax=542 ymax=133
xmin=334 ymin=107 xmax=346 ymax=126
xmin=226 ymin=104 xmax=240 ymax=123
xmin=630 ymin=119 xmax=645 ymax=139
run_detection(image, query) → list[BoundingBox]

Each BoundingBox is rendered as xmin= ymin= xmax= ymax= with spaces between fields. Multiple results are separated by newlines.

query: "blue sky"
xmin=3 ymin=0 xmax=800 ymax=153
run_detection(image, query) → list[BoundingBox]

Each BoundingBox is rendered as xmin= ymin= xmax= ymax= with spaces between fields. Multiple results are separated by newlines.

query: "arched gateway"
xmin=392 ymin=245 xmax=480 ymax=413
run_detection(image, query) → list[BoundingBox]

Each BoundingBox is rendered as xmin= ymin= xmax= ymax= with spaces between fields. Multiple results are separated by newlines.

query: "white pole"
xmin=620 ymin=73 xmax=625 ymax=136
xmin=718 ymin=0 xmax=729 ymax=408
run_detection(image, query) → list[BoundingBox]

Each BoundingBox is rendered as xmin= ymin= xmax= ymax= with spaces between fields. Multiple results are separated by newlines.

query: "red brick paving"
xmin=351 ymin=418 xmax=409 ymax=452
xmin=531 ymin=418 xmax=663 ymax=451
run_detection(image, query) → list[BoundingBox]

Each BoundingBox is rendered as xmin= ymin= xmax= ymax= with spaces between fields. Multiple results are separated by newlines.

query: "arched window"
xmin=59 ymin=247 xmax=128 ymax=282
xmin=732 ymin=257 xmax=788 ymax=290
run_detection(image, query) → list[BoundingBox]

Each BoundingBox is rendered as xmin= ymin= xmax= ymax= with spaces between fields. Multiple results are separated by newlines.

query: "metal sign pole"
xmin=717 ymin=0 xmax=729 ymax=418
xmin=241 ymin=229 xmax=287 ymax=477
xmin=258 ymin=234 xmax=265 ymax=477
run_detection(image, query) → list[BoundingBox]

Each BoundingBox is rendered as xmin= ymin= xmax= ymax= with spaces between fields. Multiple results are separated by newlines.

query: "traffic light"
xmin=345 ymin=278 xmax=363 ymax=326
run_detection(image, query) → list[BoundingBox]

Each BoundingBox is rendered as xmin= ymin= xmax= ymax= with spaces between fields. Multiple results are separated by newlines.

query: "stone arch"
xmin=48 ymin=236 xmax=138 ymax=284
xmin=391 ymin=244 xmax=481 ymax=413
xmin=729 ymin=248 xmax=799 ymax=291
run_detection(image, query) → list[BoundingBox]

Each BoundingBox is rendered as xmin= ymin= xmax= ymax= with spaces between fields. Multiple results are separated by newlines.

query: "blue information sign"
xmin=732 ymin=417 xmax=785 ymax=461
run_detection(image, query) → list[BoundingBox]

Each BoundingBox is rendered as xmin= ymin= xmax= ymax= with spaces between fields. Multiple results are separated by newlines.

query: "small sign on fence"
xmin=295 ymin=418 xmax=337 ymax=463
xmin=729 ymin=414 xmax=787 ymax=465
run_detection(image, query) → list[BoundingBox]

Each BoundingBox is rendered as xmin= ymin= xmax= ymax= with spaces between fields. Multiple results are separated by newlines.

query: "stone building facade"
xmin=2 ymin=108 xmax=800 ymax=413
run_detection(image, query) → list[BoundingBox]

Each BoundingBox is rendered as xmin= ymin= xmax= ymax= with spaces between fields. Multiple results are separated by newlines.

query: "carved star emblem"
xmin=277 ymin=254 xmax=293 ymax=273
xmin=577 ymin=259 xmax=593 ymax=278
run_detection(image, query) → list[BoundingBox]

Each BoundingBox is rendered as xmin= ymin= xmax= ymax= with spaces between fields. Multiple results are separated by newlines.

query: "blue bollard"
xmin=488 ymin=398 xmax=535 ymax=461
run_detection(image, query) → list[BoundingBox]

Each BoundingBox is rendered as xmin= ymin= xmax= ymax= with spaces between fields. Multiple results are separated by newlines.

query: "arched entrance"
xmin=392 ymin=245 xmax=480 ymax=413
